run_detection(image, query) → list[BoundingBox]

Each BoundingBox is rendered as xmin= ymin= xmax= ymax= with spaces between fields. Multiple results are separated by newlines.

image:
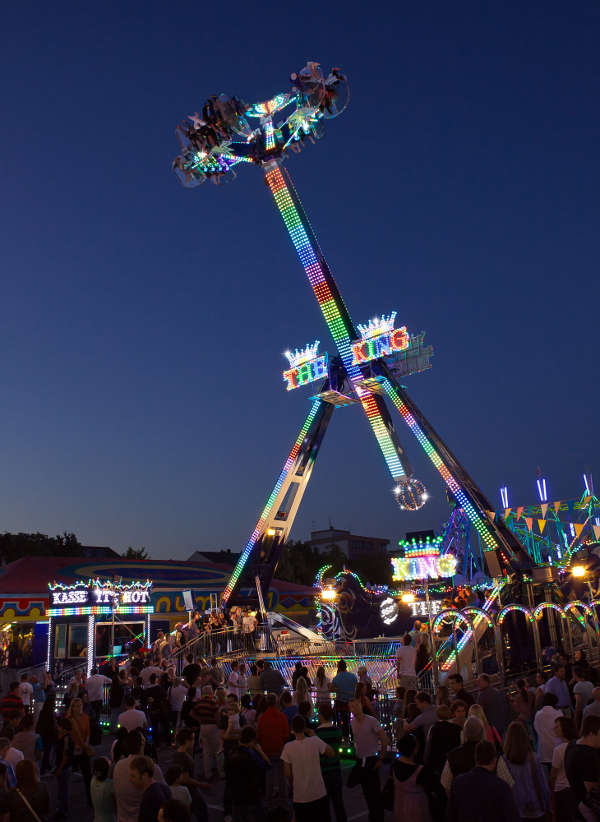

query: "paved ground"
xmin=43 ymin=733 xmax=382 ymax=820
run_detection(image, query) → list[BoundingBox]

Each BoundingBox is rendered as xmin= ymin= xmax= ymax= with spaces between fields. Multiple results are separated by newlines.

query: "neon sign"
xmin=48 ymin=579 xmax=153 ymax=617
xmin=351 ymin=312 xmax=410 ymax=366
xmin=392 ymin=554 xmax=457 ymax=581
xmin=282 ymin=340 xmax=328 ymax=391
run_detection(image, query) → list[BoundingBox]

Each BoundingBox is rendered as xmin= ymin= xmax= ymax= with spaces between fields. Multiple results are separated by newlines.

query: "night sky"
xmin=2 ymin=3 xmax=599 ymax=559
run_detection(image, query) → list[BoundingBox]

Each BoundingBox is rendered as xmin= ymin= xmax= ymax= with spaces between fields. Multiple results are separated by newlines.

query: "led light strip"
xmin=221 ymin=398 xmax=323 ymax=604
xmin=437 ymin=585 xmax=500 ymax=671
xmin=47 ymin=605 xmax=153 ymax=617
xmin=264 ymin=164 xmax=407 ymax=480
xmin=381 ymin=377 xmax=498 ymax=552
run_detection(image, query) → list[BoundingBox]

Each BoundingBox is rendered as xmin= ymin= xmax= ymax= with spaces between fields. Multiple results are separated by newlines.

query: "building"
xmin=309 ymin=526 xmax=389 ymax=559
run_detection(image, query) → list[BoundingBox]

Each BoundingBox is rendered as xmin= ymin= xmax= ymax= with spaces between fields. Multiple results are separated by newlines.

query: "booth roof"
xmin=0 ymin=555 xmax=315 ymax=597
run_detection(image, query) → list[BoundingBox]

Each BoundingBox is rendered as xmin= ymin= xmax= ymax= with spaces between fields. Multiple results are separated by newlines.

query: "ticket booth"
xmin=47 ymin=579 xmax=154 ymax=675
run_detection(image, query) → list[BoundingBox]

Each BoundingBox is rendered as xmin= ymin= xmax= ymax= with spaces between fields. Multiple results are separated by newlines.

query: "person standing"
xmin=281 ymin=715 xmax=335 ymax=821
xmin=11 ymin=715 xmax=42 ymax=765
xmin=194 ymin=685 xmax=223 ymax=779
xmin=316 ymin=704 xmax=347 ymax=822
xmin=424 ymin=705 xmax=461 ymax=777
xmin=573 ymin=666 xmax=594 ymax=731
xmin=349 ymin=697 xmax=388 ymax=822
xmin=86 ymin=668 xmax=112 ymax=730
xmin=3 ymin=759 xmax=49 ymax=821
xmin=392 ymin=733 xmax=444 ymax=822
xmin=550 ymin=716 xmax=577 ymax=822
xmin=564 ymin=714 xmax=600 ymax=819
xmin=395 ymin=635 xmax=417 ymax=694
xmin=228 ymin=726 xmax=270 ymax=820
xmin=543 ymin=664 xmax=572 ymax=713
xmin=447 ymin=740 xmax=519 ymax=822
xmin=128 ymin=755 xmax=171 ymax=822
xmin=258 ymin=661 xmax=286 ymax=695
xmin=447 ymin=675 xmax=474 ymax=708
xmin=503 ymin=721 xmax=550 ymax=821
xmin=113 ymin=730 xmax=165 ymax=822
xmin=257 ymin=692 xmax=290 ymax=810
xmin=332 ymin=661 xmax=358 ymax=738
xmin=91 ymin=756 xmax=117 ymax=822
xmin=533 ymin=693 xmax=562 ymax=768
xmin=18 ymin=674 xmax=33 ymax=715
xmin=66 ymin=697 xmax=92 ymax=807
xmin=476 ymin=674 xmax=508 ymax=735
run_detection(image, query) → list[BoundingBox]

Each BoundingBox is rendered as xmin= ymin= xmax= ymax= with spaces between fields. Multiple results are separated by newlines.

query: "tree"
xmin=123 ymin=546 xmax=149 ymax=560
xmin=0 ymin=531 xmax=82 ymax=564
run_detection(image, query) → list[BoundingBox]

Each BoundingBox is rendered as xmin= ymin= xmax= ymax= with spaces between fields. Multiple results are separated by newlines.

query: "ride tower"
xmin=173 ymin=63 xmax=533 ymax=606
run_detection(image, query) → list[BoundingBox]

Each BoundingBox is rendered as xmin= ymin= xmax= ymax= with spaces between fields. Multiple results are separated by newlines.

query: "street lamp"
xmin=572 ymin=565 xmax=586 ymax=579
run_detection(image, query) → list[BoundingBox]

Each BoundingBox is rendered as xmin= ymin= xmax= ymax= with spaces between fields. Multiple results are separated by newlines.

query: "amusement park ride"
xmin=173 ymin=62 xmax=535 ymax=611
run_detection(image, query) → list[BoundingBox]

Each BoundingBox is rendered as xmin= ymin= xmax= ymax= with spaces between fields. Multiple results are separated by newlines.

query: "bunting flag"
xmin=593 ymin=525 xmax=600 ymax=541
xmin=540 ymin=503 xmax=548 ymax=518
xmin=538 ymin=519 xmax=547 ymax=534
xmin=524 ymin=517 xmax=533 ymax=532
xmin=584 ymin=495 xmax=592 ymax=505
xmin=486 ymin=511 xmax=496 ymax=522
xmin=574 ymin=523 xmax=585 ymax=538
xmin=553 ymin=501 xmax=561 ymax=514
xmin=504 ymin=508 xmax=512 ymax=519
xmin=516 ymin=507 xmax=524 ymax=520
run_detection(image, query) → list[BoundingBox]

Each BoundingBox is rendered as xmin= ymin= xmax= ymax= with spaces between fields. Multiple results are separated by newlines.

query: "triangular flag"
xmin=524 ymin=517 xmax=533 ymax=532
xmin=516 ymin=507 xmax=524 ymax=520
xmin=540 ymin=503 xmax=548 ymax=518
xmin=538 ymin=519 xmax=547 ymax=534
xmin=486 ymin=511 xmax=496 ymax=522
xmin=553 ymin=501 xmax=561 ymax=514
xmin=504 ymin=508 xmax=512 ymax=519
xmin=593 ymin=525 xmax=600 ymax=541
xmin=574 ymin=523 xmax=585 ymax=537
xmin=584 ymin=495 xmax=592 ymax=505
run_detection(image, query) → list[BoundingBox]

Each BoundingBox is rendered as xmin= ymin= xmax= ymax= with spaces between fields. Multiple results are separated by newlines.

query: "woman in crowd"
xmin=468 ymin=704 xmax=502 ymax=749
xmin=294 ymin=676 xmax=312 ymax=711
xmin=503 ymin=720 xmax=550 ymax=821
xmin=315 ymin=665 xmax=331 ymax=709
xmin=90 ymin=756 xmax=116 ymax=822
xmin=392 ymin=733 xmax=443 ymax=821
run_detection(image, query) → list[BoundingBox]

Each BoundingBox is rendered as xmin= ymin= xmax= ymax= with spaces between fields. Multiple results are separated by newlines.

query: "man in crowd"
xmin=533 ymin=693 xmax=562 ymax=768
xmin=573 ymin=665 xmax=595 ymax=729
xmin=172 ymin=728 xmax=209 ymax=822
xmin=195 ymin=685 xmax=223 ymax=780
xmin=404 ymin=691 xmax=438 ymax=739
xmin=447 ymin=740 xmax=519 ymax=822
xmin=565 ymin=713 xmax=600 ymax=817
xmin=544 ymin=663 xmax=572 ymax=711
xmin=448 ymin=674 xmax=474 ymax=707
xmin=281 ymin=714 xmax=335 ymax=821
xmin=0 ymin=682 xmax=24 ymax=724
xmin=583 ymin=687 xmax=600 ymax=721
xmin=113 ymin=730 xmax=165 ymax=822
xmin=86 ymin=666 xmax=112 ymax=727
xmin=182 ymin=654 xmax=201 ymax=688
xmin=258 ymin=660 xmax=286 ymax=694
xmin=129 ymin=755 xmax=171 ymax=822
xmin=332 ymin=660 xmax=358 ymax=738
xmin=18 ymin=673 xmax=33 ymax=713
xmin=476 ymin=673 xmax=508 ymax=734
xmin=424 ymin=705 xmax=462 ymax=776
xmin=119 ymin=696 xmax=148 ymax=732
xmin=257 ymin=692 xmax=291 ymax=809
xmin=395 ymin=634 xmax=417 ymax=695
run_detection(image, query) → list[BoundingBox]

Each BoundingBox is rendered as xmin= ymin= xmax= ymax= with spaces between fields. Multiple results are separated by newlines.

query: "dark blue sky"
xmin=2 ymin=2 xmax=598 ymax=559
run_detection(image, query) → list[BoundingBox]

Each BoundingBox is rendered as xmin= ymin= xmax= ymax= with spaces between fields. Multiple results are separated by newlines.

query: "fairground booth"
xmin=0 ymin=555 xmax=315 ymax=670
xmin=47 ymin=579 xmax=154 ymax=676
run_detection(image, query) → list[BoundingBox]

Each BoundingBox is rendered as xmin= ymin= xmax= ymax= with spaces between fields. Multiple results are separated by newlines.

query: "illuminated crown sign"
xmin=282 ymin=340 xmax=328 ymax=392
xmin=352 ymin=311 xmax=410 ymax=366
xmin=284 ymin=340 xmax=321 ymax=368
xmin=357 ymin=313 xmax=397 ymax=340
xmin=391 ymin=536 xmax=457 ymax=581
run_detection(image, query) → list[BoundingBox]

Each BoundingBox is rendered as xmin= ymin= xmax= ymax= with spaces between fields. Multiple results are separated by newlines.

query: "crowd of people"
xmin=0 ymin=632 xmax=599 ymax=821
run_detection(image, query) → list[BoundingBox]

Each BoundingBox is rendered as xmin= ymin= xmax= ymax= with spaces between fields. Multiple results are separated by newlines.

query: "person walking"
xmin=348 ymin=697 xmax=388 ymax=822
xmin=533 ymin=692 xmax=562 ymax=768
xmin=447 ymin=740 xmax=519 ymax=822
xmin=549 ymin=716 xmax=577 ymax=822
xmin=195 ymin=685 xmax=223 ymax=779
xmin=281 ymin=714 xmax=335 ymax=821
